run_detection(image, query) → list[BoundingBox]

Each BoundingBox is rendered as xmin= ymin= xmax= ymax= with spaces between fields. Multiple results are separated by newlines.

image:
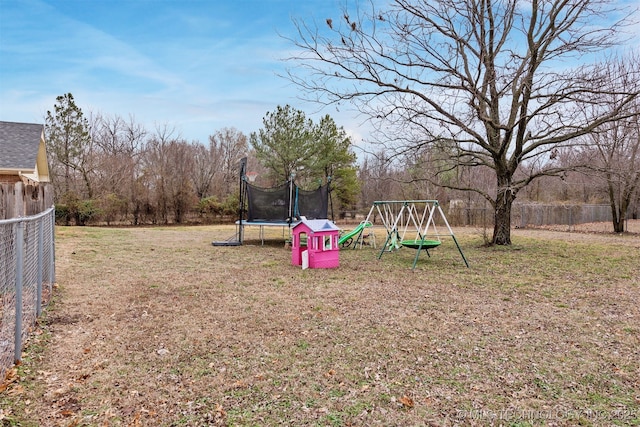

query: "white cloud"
xmin=0 ymin=0 xmax=372 ymax=145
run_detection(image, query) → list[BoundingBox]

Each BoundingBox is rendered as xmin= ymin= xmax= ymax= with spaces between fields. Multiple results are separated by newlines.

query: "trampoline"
xmin=213 ymin=157 xmax=331 ymax=246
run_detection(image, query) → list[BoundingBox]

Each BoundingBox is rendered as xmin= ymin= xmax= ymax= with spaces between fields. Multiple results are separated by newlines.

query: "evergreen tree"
xmin=45 ymin=93 xmax=93 ymax=200
xmin=312 ymin=115 xmax=359 ymax=210
xmin=249 ymin=105 xmax=315 ymax=185
xmin=250 ymin=106 xmax=360 ymax=212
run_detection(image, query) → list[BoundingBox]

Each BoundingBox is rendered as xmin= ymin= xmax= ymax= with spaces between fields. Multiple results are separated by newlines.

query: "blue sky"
xmin=0 ymin=0 xmax=369 ymax=146
xmin=1 ymin=0 xmax=637 ymax=152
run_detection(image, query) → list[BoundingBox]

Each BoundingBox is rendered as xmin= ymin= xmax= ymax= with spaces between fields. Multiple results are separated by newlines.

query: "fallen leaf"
xmin=127 ymin=412 xmax=141 ymax=427
xmin=399 ymin=395 xmax=414 ymax=408
xmin=3 ymin=367 xmax=18 ymax=384
xmin=6 ymin=384 xmax=25 ymax=396
xmin=215 ymin=403 xmax=226 ymax=419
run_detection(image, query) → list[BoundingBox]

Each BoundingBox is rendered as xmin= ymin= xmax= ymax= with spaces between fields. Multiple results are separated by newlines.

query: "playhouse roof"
xmin=294 ymin=218 xmax=340 ymax=233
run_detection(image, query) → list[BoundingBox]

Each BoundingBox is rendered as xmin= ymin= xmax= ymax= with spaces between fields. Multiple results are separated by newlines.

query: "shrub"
xmin=54 ymin=204 xmax=71 ymax=225
xmin=76 ymin=199 xmax=103 ymax=225
xmin=198 ymin=196 xmax=222 ymax=216
xmin=98 ymin=193 xmax=127 ymax=225
xmin=221 ymin=193 xmax=239 ymax=217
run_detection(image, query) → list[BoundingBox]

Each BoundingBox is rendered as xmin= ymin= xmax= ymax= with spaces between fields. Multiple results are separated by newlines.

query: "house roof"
xmin=294 ymin=217 xmax=340 ymax=233
xmin=0 ymin=121 xmax=45 ymax=170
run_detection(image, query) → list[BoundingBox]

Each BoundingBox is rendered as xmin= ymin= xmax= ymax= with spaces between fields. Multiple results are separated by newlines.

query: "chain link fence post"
xmin=14 ymin=221 xmax=24 ymax=364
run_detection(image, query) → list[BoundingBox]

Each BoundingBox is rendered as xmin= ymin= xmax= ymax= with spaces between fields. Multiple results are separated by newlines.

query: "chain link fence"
xmin=0 ymin=207 xmax=55 ymax=380
xmin=447 ymin=202 xmax=615 ymax=230
xmin=514 ymin=203 xmax=613 ymax=229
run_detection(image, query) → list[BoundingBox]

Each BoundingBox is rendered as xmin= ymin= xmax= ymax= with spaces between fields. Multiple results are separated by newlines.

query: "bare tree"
xmin=191 ymin=128 xmax=249 ymax=203
xmin=358 ymin=151 xmax=402 ymax=208
xmin=287 ymin=0 xmax=639 ymax=244
xmin=90 ymin=113 xmax=147 ymax=224
xmin=192 ymin=142 xmax=217 ymax=200
xmin=582 ymin=53 xmax=640 ymax=232
xmin=209 ymin=127 xmax=249 ymax=197
xmin=143 ymin=125 xmax=195 ymax=224
xmin=165 ymin=140 xmax=196 ymax=223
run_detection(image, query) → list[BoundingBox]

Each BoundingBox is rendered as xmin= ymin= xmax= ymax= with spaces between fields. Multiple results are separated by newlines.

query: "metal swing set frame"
xmin=363 ymin=200 xmax=469 ymax=269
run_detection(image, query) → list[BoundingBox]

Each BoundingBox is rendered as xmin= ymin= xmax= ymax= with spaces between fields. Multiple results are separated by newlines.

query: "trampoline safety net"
xmin=246 ymin=181 xmax=328 ymax=222
xmin=296 ymin=185 xmax=328 ymax=220
xmin=246 ymin=182 xmax=291 ymax=222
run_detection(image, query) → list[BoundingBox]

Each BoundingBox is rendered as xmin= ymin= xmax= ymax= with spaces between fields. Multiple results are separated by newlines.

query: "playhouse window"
xmin=324 ymin=235 xmax=332 ymax=250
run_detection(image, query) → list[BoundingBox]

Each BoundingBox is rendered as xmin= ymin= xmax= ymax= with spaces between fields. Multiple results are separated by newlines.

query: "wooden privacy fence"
xmin=0 ymin=182 xmax=54 ymax=220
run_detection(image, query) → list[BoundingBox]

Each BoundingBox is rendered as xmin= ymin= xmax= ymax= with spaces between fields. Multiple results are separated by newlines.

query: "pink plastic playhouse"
xmin=291 ymin=218 xmax=340 ymax=269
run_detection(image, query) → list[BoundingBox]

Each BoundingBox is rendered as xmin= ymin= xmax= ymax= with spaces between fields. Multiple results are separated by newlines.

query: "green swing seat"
xmin=400 ymin=239 xmax=441 ymax=249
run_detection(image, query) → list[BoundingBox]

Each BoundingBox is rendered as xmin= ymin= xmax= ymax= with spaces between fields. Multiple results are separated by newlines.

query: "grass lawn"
xmin=1 ymin=224 xmax=639 ymax=426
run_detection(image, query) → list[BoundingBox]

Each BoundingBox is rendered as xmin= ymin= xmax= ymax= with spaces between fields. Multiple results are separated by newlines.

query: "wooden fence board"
xmin=0 ymin=182 xmax=52 ymax=219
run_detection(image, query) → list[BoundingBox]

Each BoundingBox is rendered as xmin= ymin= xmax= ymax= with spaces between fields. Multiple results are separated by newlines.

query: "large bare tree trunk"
xmin=613 ymin=210 xmax=626 ymax=233
xmin=608 ymin=180 xmax=631 ymax=233
xmin=492 ymin=174 xmax=516 ymax=245
xmin=493 ymin=203 xmax=512 ymax=245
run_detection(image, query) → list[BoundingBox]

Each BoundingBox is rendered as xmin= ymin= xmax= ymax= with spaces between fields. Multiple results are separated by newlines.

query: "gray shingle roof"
xmin=0 ymin=121 xmax=44 ymax=170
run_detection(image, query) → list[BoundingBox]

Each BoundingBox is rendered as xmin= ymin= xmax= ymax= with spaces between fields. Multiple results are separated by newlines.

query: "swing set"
xmin=363 ymin=200 xmax=469 ymax=269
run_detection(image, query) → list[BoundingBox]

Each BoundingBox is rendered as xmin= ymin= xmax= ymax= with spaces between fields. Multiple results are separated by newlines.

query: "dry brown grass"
xmin=1 ymin=224 xmax=639 ymax=426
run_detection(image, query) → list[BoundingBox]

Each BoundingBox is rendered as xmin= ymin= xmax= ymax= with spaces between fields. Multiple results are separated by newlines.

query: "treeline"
xmin=45 ymin=96 xmax=359 ymax=225
xmin=52 ymin=118 xmax=251 ymax=226
xmin=360 ymin=143 xmax=640 ymax=227
xmin=45 ymin=94 xmax=639 ymax=229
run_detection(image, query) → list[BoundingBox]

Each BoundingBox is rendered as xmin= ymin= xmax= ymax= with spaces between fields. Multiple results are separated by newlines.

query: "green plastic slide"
xmin=339 ymin=221 xmax=372 ymax=247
